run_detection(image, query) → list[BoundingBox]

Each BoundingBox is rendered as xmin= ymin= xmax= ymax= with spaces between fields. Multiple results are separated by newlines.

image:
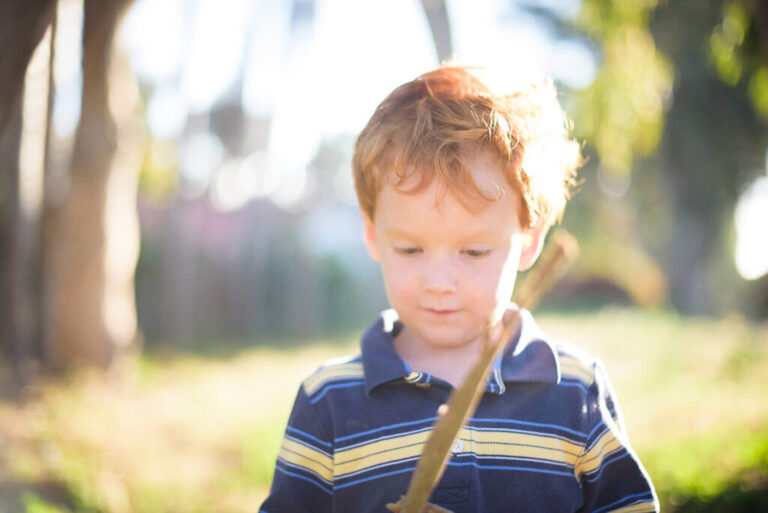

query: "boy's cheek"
xmin=389 ymin=277 xmax=418 ymax=302
xmin=381 ymin=268 xmax=417 ymax=301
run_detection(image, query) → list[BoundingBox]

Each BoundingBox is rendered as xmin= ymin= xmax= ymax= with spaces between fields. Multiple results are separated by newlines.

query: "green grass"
xmin=1 ymin=308 xmax=767 ymax=512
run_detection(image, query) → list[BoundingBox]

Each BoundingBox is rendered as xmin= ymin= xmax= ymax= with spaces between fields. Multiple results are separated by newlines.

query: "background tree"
xmin=45 ymin=0 xmax=142 ymax=368
xmin=1 ymin=0 xmax=141 ymax=380
xmin=539 ymin=0 xmax=768 ymax=314
xmin=1 ymin=0 xmax=57 ymax=382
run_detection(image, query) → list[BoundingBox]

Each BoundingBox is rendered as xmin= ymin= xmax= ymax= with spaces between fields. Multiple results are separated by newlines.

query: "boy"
xmin=260 ymin=65 xmax=658 ymax=513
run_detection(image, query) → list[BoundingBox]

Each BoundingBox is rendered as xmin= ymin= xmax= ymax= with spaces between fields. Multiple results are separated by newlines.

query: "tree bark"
xmin=419 ymin=0 xmax=453 ymax=63
xmin=0 ymin=83 xmax=25 ymax=381
xmin=46 ymin=0 xmax=141 ymax=368
xmin=0 ymin=0 xmax=56 ymax=141
xmin=0 ymin=0 xmax=56 ymax=383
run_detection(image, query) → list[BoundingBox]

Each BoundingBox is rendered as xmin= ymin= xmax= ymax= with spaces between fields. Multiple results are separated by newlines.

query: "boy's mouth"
xmin=422 ymin=307 xmax=460 ymax=316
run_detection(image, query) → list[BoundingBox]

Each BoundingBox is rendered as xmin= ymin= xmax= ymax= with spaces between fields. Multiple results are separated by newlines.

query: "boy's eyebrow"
xmin=383 ymin=228 xmax=416 ymax=238
xmin=383 ymin=227 xmax=507 ymax=242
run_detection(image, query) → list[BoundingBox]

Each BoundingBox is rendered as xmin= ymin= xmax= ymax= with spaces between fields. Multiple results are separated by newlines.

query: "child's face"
xmin=363 ymin=152 xmax=544 ymax=353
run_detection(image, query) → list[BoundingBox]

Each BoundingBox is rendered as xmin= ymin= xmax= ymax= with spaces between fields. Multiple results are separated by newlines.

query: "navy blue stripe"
xmin=593 ymin=491 xmax=656 ymax=513
xmin=335 ymin=466 xmax=415 ymax=490
xmin=309 ymin=380 xmax=365 ymax=404
xmin=449 ymin=460 xmax=576 ymax=478
xmin=336 ymin=459 xmax=578 ymax=490
xmin=274 ymin=465 xmax=332 ymax=494
xmin=586 ymin=422 xmax=608 ymax=444
xmin=583 ymin=450 xmax=631 ymax=482
xmin=335 ymin=416 xmax=438 ymax=444
xmin=453 ymin=453 xmax=575 ymax=471
xmin=337 ymin=449 xmax=577 ymax=487
xmin=286 ymin=426 xmax=333 ymax=449
xmin=336 ymin=417 xmax=587 ymax=451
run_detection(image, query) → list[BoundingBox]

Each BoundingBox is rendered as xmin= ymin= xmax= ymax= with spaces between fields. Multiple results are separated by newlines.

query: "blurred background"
xmin=1 ymin=0 xmax=767 ymax=512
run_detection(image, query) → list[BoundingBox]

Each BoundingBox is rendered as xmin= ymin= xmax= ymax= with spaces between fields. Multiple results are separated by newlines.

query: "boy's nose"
xmin=422 ymin=260 xmax=457 ymax=294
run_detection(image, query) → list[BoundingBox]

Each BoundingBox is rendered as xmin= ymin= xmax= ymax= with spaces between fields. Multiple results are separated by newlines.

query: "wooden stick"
xmin=386 ymin=230 xmax=579 ymax=513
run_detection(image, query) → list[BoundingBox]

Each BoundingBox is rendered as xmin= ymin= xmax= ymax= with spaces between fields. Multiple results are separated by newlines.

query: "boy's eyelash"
xmin=464 ymin=249 xmax=492 ymax=258
xmin=393 ymin=247 xmax=491 ymax=257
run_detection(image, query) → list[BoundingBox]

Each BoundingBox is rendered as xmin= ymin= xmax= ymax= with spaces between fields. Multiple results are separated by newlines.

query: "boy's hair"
xmin=352 ymin=65 xmax=582 ymax=228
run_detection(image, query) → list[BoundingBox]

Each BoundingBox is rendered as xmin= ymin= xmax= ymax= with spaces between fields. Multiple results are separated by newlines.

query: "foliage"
xmin=708 ymin=0 xmax=768 ymax=119
xmin=574 ymin=0 xmax=674 ymax=181
xmin=574 ymin=0 xmax=768 ymax=178
xmin=552 ymin=0 xmax=768 ymax=315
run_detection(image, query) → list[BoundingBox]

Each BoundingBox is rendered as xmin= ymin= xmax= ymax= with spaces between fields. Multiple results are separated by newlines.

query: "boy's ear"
xmin=518 ymin=219 xmax=549 ymax=271
xmin=361 ymin=210 xmax=381 ymax=262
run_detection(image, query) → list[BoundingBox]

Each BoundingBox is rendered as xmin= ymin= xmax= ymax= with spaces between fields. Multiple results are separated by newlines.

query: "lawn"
xmin=1 ymin=308 xmax=767 ymax=512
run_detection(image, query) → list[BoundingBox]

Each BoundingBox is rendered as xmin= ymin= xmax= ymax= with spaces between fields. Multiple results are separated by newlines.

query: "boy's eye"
xmin=394 ymin=246 xmax=421 ymax=255
xmin=463 ymin=248 xmax=492 ymax=258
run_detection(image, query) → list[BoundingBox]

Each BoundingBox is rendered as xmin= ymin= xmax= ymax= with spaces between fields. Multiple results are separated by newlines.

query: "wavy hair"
xmin=352 ymin=65 xmax=582 ymax=228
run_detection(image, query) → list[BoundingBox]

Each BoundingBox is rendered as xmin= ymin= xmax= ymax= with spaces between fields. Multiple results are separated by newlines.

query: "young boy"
xmin=260 ymin=65 xmax=658 ymax=513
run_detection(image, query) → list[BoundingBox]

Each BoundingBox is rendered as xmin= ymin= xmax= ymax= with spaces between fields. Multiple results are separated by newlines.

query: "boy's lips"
xmin=422 ymin=307 xmax=460 ymax=316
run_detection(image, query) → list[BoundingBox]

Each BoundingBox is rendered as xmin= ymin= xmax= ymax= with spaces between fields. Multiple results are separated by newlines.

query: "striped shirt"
xmin=260 ymin=309 xmax=658 ymax=513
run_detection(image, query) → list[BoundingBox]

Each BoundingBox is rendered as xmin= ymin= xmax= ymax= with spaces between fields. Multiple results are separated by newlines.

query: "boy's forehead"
xmin=383 ymin=148 xmax=509 ymax=200
xmin=374 ymin=167 xmax=522 ymax=235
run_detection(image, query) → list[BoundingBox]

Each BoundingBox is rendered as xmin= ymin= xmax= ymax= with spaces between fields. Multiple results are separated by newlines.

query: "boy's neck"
xmin=393 ymin=328 xmax=483 ymax=388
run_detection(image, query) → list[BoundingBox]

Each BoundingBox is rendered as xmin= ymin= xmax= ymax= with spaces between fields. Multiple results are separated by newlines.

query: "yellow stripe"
xmin=559 ymin=355 xmax=594 ymax=384
xmin=335 ymin=427 xmax=585 ymax=477
xmin=466 ymin=428 xmax=582 ymax=465
xmin=575 ymin=430 xmax=623 ymax=477
xmin=279 ymin=437 xmax=334 ymax=482
xmin=335 ymin=431 xmax=430 ymax=476
xmin=303 ymin=363 xmax=364 ymax=395
xmin=609 ymin=501 xmax=657 ymax=513
xmin=404 ymin=371 xmax=421 ymax=382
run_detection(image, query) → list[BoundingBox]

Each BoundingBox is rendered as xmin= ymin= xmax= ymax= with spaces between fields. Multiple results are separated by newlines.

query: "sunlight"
xmin=734 ymin=175 xmax=768 ymax=280
xmin=118 ymin=0 xmax=596 ymax=213
xmin=53 ymin=0 xmax=83 ymax=137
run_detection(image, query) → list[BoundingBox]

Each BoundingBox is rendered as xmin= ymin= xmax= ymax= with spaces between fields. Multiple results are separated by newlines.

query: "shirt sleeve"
xmin=575 ymin=360 xmax=659 ymax=513
xmin=259 ymin=386 xmax=334 ymax=513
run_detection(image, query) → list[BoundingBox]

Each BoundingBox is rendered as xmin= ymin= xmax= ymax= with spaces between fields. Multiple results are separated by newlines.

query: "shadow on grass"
xmin=0 ymin=479 xmax=77 ymax=513
xmin=667 ymin=475 xmax=768 ymax=513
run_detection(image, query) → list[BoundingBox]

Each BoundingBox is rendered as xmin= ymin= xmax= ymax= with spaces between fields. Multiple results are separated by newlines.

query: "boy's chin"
xmin=407 ymin=324 xmax=485 ymax=351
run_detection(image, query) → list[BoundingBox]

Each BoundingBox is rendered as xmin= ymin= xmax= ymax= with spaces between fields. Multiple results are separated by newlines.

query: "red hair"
xmin=352 ymin=65 xmax=581 ymax=228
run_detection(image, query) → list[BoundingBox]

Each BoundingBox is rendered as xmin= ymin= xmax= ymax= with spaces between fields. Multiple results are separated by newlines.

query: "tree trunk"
xmin=1 ymin=83 xmax=25 ymax=381
xmin=419 ymin=0 xmax=452 ymax=63
xmin=0 ymin=0 xmax=56 ymax=383
xmin=45 ymin=0 xmax=141 ymax=368
xmin=0 ymin=0 xmax=56 ymax=141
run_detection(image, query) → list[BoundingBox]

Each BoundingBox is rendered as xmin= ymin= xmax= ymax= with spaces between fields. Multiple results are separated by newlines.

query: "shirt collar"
xmin=361 ymin=309 xmax=561 ymax=396
xmin=500 ymin=309 xmax=561 ymax=384
xmin=361 ymin=310 xmax=410 ymax=395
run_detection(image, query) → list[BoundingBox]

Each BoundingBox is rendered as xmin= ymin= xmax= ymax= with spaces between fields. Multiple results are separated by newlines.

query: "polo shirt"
xmin=260 ymin=309 xmax=658 ymax=513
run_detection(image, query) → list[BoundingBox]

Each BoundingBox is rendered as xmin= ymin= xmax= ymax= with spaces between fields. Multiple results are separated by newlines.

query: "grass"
xmin=1 ymin=308 xmax=767 ymax=512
